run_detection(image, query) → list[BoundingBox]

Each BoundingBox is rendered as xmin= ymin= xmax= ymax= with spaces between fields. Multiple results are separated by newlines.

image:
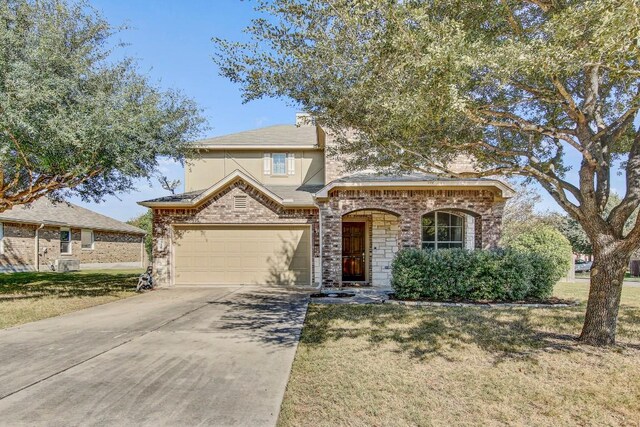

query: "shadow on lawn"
xmin=302 ymin=304 xmax=640 ymax=362
xmin=0 ymin=271 xmax=139 ymax=300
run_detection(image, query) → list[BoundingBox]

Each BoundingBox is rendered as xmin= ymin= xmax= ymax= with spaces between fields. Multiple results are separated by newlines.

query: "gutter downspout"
xmin=35 ymin=223 xmax=44 ymax=271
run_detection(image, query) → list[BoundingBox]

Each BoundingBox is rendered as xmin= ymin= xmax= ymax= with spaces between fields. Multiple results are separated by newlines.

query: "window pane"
xmin=451 ymin=226 xmax=463 ymax=242
xmin=60 ymin=230 xmax=70 ymax=242
xmin=450 ymin=214 xmax=464 ymax=227
xmin=437 ymin=226 xmax=451 ymax=241
xmin=61 ymin=241 xmax=70 ymax=254
xmin=422 ymin=225 xmax=435 ymax=241
xmin=422 ymin=242 xmax=435 ymax=250
xmin=272 ymin=154 xmax=286 ymax=175
xmin=81 ymin=230 xmax=93 ymax=249
xmin=449 ymin=242 xmax=463 ymax=249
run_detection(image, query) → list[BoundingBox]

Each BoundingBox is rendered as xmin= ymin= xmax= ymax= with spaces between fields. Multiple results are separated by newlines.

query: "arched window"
xmin=422 ymin=211 xmax=465 ymax=249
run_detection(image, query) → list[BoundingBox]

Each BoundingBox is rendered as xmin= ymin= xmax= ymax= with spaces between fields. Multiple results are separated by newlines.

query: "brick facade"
xmin=0 ymin=222 xmax=144 ymax=272
xmin=152 ymin=179 xmax=319 ymax=287
xmin=152 ymin=178 xmax=507 ymax=288
xmin=317 ymin=188 xmax=505 ymax=287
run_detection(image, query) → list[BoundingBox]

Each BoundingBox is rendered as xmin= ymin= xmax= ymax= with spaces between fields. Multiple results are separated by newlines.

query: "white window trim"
xmin=421 ymin=212 xmax=466 ymax=250
xmin=271 ymin=153 xmax=288 ymax=176
xmin=81 ymin=229 xmax=94 ymax=250
xmin=287 ymin=152 xmax=295 ymax=175
xmin=263 ymin=153 xmax=271 ymax=175
xmin=60 ymin=227 xmax=72 ymax=255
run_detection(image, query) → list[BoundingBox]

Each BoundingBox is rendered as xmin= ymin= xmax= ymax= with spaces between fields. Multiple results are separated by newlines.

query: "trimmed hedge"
xmin=502 ymin=224 xmax=573 ymax=298
xmin=391 ymin=248 xmax=562 ymax=301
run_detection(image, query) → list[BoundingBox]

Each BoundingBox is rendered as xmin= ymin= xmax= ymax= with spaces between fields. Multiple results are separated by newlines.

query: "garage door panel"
xmin=173 ymin=225 xmax=311 ymax=286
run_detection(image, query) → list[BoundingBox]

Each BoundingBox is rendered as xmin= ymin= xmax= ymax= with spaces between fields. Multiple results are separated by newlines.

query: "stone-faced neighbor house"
xmin=0 ymin=198 xmax=146 ymax=272
xmin=139 ymin=114 xmax=515 ymax=288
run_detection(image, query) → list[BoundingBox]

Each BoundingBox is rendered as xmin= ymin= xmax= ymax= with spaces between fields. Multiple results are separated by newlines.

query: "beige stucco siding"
xmin=185 ymin=150 xmax=325 ymax=191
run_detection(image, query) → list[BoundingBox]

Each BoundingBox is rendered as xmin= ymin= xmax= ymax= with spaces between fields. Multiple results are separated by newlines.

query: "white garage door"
xmin=172 ymin=225 xmax=311 ymax=286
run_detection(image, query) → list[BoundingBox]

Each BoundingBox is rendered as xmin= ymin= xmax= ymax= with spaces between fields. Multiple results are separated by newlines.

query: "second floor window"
xmin=272 ymin=153 xmax=287 ymax=175
xmin=264 ymin=153 xmax=295 ymax=176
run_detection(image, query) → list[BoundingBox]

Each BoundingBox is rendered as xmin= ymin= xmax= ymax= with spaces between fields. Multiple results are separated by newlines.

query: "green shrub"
xmin=391 ymin=247 xmax=558 ymax=301
xmin=503 ymin=224 xmax=573 ymax=298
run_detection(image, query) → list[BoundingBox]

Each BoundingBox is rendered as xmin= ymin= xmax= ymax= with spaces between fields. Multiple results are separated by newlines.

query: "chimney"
xmin=295 ymin=112 xmax=314 ymax=127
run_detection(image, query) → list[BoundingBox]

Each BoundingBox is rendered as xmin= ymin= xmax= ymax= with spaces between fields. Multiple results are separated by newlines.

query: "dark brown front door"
xmin=342 ymin=222 xmax=366 ymax=281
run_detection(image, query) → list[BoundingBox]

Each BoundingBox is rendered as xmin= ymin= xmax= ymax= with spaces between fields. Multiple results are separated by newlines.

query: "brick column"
xmin=152 ymin=209 xmax=172 ymax=287
xmin=481 ymin=201 xmax=506 ymax=249
xmin=319 ymin=203 xmax=342 ymax=287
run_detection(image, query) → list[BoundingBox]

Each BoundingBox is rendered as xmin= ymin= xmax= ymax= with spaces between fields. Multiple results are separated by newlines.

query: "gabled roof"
xmin=0 ymin=198 xmax=146 ymax=235
xmin=314 ymin=173 xmax=515 ymax=199
xmin=193 ymin=124 xmax=322 ymax=149
xmin=138 ymin=170 xmax=321 ymax=208
xmin=139 ymin=171 xmax=514 ymax=209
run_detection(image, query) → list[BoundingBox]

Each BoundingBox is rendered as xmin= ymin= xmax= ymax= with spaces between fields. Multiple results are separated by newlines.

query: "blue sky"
xmin=70 ymin=0 xmax=299 ymax=221
xmin=70 ymin=0 xmax=627 ymax=221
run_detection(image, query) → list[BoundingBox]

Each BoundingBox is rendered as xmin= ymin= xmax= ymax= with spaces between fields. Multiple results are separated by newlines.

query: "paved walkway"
xmin=0 ymin=287 xmax=308 ymax=427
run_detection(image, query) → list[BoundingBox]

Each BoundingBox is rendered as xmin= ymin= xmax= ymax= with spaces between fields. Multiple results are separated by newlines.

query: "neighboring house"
xmin=140 ymin=114 xmax=514 ymax=288
xmin=0 ymin=198 xmax=146 ymax=272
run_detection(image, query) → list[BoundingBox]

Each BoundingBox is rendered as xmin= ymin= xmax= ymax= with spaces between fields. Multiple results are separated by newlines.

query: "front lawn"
xmin=575 ymin=272 xmax=640 ymax=282
xmin=279 ymin=282 xmax=640 ymax=426
xmin=0 ymin=269 xmax=141 ymax=329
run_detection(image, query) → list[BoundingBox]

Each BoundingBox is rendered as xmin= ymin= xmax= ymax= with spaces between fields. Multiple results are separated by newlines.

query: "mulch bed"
xmin=310 ymin=292 xmax=357 ymax=299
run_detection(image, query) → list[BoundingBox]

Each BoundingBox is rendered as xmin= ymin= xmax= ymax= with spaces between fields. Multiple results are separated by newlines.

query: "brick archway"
xmin=317 ymin=188 xmax=506 ymax=287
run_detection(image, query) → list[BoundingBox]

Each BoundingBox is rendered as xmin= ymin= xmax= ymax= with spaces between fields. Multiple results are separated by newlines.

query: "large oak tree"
xmin=214 ymin=0 xmax=640 ymax=345
xmin=0 ymin=0 xmax=204 ymax=211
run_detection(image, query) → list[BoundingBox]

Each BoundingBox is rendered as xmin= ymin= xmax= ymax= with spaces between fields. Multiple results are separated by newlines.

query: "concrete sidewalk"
xmin=0 ymin=286 xmax=308 ymax=427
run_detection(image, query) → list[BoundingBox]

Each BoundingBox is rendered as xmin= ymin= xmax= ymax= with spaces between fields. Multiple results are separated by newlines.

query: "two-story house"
xmin=139 ymin=114 xmax=514 ymax=288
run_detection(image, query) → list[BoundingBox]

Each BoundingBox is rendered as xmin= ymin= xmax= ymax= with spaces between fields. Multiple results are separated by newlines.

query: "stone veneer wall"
xmin=66 ymin=230 xmax=144 ymax=264
xmin=318 ymin=188 xmax=506 ymax=287
xmin=152 ymin=179 xmax=319 ymax=287
xmin=0 ymin=222 xmax=143 ymax=272
xmin=0 ymin=223 xmax=36 ymax=271
xmin=343 ymin=210 xmax=399 ymax=287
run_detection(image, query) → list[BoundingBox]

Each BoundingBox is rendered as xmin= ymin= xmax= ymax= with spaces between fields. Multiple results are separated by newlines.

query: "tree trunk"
xmin=579 ymin=241 xmax=631 ymax=346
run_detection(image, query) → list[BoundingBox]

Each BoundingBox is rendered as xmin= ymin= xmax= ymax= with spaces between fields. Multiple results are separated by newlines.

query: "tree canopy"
xmin=0 ymin=0 xmax=204 ymax=211
xmin=214 ymin=0 xmax=640 ymax=345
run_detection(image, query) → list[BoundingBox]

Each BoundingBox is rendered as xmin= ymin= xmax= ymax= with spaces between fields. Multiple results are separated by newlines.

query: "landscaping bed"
xmin=386 ymin=294 xmax=578 ymax=307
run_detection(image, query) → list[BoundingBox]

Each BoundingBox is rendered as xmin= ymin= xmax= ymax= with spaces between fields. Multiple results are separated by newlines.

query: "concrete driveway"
xmin=0 ymin=286 xmax=308 ymax=427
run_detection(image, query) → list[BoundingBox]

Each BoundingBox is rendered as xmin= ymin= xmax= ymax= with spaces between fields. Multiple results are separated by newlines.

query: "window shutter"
xmin=287 ymin=153 xmax=295 ymax=175
xmin=263 ymin=153 xmax=271 ymax=175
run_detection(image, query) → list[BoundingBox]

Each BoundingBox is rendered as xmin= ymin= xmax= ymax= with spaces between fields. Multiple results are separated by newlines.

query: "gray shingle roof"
xmin=140 ymin=184 xmax=322 ymax=207
xmin=331 ymin=172 xmax=465 ymax=183
xmin=139 ymin=190 xmax=204 ymax=204
xmin=0 ymin=198 xmax=146 ymax=235
xmin=194 ymin=124 xmax=320 ymax=147
xmin=264 ymin=184 xmax=324 ymax=205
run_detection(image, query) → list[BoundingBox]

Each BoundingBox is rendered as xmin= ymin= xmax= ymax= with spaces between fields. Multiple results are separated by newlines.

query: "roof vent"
xmin=295 ymin=112 xmax=314 ymax=127
xmin=234 ymin=195 xmax=248 ymax=210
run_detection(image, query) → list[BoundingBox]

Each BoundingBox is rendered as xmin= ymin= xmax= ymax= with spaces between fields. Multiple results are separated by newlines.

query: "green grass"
xmin=279 ymin=283 xmax=640 ymax=426
xmin=0 ymin=269 xmax=141 ymax=329
xmin=575 ymin=272 xmax=640 ymax=282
